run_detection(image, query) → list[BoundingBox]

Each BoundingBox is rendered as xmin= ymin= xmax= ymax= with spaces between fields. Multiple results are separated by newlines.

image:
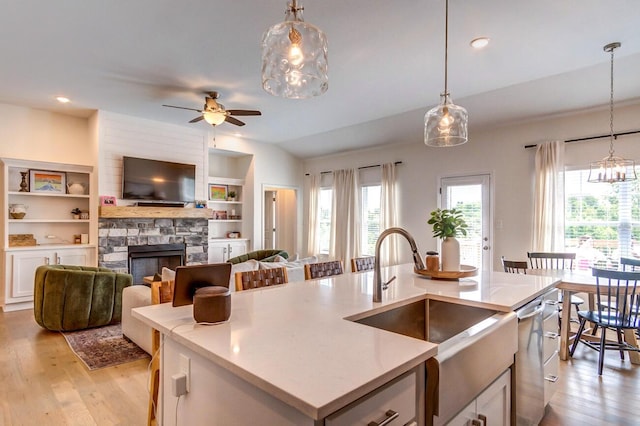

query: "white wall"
xmin=302 ymin=102 xmax=640 ymax=270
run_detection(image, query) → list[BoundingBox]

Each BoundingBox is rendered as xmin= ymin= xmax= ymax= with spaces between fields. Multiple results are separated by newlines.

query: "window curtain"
xmin=306 ymin=173 xmax=320 ymax=257
xmin=380 ymin=163 xmax=399 ymax=266
xmin=330 ymin=169 xmax=360 ymax=263
xmin=533 ymin=140 xmax=565 ymax=251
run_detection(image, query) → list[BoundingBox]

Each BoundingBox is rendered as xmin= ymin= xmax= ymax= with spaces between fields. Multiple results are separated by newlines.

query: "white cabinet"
xmin=325 ymin=365 xmax=423 ymax=426
xmin=208 ymin=239 xmax=248 ymax=263
xmin=1 ymin=157 xmax=96 ymax=311
xmin=4 ymin=246 xmax=96 ymax=311
xmin=447 ymin=369 xmax=511 ymax=426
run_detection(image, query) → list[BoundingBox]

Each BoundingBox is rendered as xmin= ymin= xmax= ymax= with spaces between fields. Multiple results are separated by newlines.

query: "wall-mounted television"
xmin=122 ymin=156 xmax=196 ymax=203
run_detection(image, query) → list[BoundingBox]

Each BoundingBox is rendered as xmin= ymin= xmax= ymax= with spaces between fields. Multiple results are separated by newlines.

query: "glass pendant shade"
xmin=588 ymin=155 xmax=636 ymax=183
xmin=425 ymin=94 xmax=468 ymax=147
xmin=203 ymin=111 xmax=226 ymax=126
xmin=261 ymin=2 xmax=328 ymax=99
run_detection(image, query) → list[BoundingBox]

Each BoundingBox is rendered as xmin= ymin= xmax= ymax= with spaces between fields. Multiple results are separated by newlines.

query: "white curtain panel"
xmin=533 ymin=140 xmax=565 ymax=251
xmin=330 ymin=169 xmax=361 ymax=263
xmin=380 ymin=163 xmax=399 ymax=266
xmin=306 ymin=174 xmax=320 ymax=257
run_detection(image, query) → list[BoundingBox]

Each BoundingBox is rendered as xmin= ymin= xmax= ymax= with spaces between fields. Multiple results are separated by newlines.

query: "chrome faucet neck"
xmin=373 ymin=227 xmax=425 ymax=302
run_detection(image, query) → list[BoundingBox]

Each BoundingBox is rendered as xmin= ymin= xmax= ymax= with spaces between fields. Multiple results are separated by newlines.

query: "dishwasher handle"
xmin=517 ymin=302 xmax=544 ymax=320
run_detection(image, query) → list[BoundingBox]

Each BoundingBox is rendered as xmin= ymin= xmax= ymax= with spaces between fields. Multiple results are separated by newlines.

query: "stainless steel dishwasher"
xmin=515 ymin=288 xmax=559 ymax=425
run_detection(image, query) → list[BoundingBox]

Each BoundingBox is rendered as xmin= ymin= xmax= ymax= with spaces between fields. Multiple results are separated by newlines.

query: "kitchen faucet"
xmin=373 ymin=227 xmax=425 ymax=302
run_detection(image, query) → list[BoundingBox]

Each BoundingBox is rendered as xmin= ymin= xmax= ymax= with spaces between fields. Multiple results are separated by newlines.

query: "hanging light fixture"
xmin=588 ymin=42 xmax=636 ymax=183
xmin=202 ymin=111 xmax=227 ymax=126
xmin=261 ymin=0 xmax=328 ymax=99
xmin=425 ymin=0 xmax=468 ymax=147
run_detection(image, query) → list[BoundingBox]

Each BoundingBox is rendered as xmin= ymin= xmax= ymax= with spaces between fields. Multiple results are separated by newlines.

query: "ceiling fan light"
xmin=261 ymin=1 xmax=328 ymax=99
xmin=203 ymin=111 xmax=226 ymax=126
xmin=425 ymin=94 xmax=468 ymax=147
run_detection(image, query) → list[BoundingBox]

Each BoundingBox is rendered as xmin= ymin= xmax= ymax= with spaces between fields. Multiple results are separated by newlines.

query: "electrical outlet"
xmin=180 ymin=354 xmax=190 ymax=392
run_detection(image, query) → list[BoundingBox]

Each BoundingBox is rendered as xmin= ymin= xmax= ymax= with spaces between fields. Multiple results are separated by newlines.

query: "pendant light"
xmin=425 ymin=0 xmax=468 ymax=147
xmin=261 ymin=0 xmax=328 ymax=99
xmin=588 ymin=42 xmax=636 ymax=183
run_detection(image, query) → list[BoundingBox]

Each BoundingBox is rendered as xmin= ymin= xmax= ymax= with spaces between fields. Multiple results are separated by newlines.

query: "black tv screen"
xmin=122 ymin=156 xmax=196 ymax=203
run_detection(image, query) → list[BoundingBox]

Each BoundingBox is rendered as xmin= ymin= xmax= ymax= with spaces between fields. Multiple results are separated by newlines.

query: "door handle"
xmin=483 ymin=245 xmax=490 ymax=250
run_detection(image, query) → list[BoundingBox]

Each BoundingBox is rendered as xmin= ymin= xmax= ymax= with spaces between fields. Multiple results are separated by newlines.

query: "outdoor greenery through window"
xmin=361 ymin=185 xmax=381 ymax=256
xmin=564 ymin=168 xmax=640 ymax=270
xmin=445 ymin=185 xmax=483 ymax=267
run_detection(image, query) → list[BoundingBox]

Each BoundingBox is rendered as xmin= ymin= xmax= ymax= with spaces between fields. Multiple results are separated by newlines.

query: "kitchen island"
xmin=133 ymin=263 xmax=559 ymax=425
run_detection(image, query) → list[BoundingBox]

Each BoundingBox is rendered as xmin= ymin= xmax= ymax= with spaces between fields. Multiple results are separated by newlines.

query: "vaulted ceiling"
xmin=1 ymin=0 xmax=639 ymax=158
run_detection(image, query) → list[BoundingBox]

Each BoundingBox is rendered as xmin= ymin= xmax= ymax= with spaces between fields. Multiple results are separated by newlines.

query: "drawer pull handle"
xmin=545 ymin=300 xmax=559 ymax=306
xmin=545 ymin=331 xmax=559 ymax=339
xmin=544 ymin=374 xmax=559 ymax=383
xmin=367 ymin=409 xmax=399 ymax=426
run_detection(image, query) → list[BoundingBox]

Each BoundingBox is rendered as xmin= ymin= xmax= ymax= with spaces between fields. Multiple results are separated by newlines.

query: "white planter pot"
xmin=441 ymin=236 xmax=460 ymax=271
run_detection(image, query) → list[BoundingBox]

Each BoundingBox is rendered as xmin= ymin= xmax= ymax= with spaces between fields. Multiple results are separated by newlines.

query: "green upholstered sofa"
xmin=34 ymin=265 xmax=132 ymax=332
xmin=226 ymin=249 xmax=289 ymax=265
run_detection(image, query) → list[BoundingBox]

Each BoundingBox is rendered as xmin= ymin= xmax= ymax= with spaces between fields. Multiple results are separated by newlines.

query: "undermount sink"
xmin=350 ymin=298 xmax=518 ymax=425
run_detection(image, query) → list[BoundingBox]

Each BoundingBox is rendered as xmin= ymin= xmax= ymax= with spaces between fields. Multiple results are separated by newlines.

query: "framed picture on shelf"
xmin=29 ymin=170 xmax=66 ymax=194
xmin=209 ymin=184 xmax=228 ymax=201
xmin=212 ymin=210 xmax=227 ymax=220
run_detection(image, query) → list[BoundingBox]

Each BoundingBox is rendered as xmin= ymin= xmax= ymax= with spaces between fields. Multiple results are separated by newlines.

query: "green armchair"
xmin=226 ymin=249 xmax=289 ymax=265
xmin=33 ymin=265 xmax=132 ymax=332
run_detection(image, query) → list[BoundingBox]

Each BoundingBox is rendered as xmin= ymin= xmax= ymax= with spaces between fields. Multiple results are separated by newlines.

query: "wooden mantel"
xmin=99 ymin=206 xmax=213 ymax=219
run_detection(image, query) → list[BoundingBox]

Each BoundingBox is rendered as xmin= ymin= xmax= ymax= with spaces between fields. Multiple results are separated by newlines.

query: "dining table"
xmin=530 ymin=269 xmax=640 ymax=363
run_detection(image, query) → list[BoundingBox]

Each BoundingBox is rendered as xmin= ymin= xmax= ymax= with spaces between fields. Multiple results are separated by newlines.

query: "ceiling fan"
xmin=162 ymin=91 xmax=261 ymax=127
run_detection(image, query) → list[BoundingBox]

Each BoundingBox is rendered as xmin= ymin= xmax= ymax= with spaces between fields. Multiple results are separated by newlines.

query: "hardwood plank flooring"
xmin=1 ymin=309 xmax=639 ymax=425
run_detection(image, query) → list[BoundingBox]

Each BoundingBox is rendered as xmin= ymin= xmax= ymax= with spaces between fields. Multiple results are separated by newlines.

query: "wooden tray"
xmin=414 ymin=264 xmax=478 ymax=280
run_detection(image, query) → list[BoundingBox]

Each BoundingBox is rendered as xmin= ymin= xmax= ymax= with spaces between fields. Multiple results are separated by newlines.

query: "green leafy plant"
xmin=228 ymin=191 xmax=237 ymax=199
xmin=428 ymin=208 xmax=468 ymax=239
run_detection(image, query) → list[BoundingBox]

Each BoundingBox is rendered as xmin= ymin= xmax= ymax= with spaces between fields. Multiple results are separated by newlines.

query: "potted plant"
xmin=71 ymin=208 xmax=81 ymax=220
xmin=228 ymin=191 xmax=237 ymax=201
xmin=427 ymin=208 xmax=468 ymax=271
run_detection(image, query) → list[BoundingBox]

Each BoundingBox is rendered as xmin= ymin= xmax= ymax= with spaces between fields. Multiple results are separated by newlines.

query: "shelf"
xmin=207 ymin=200 xmax=242 ymax=205
xmin=209 ymin=219 xmax=242 ymax=223
xmin=99 ymin=206 xmax=212 ymax=219
xmin=9 ymin=219 xmax=91 ymax=223
xmin=8 ymin=191 xmax=90 ymax=198
xmin=5 ymin=244 xmax=97 ymax=251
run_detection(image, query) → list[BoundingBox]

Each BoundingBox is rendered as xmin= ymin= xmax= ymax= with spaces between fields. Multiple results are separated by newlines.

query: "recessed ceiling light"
xmin=55 ymin=96 xmax=71 ymax=103
xmin=470 ymin=37 xmax=490 ymax=49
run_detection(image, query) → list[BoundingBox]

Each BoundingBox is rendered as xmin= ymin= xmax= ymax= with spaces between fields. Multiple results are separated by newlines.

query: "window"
xmin=361 ymin=184 xmax=381 ymax=255
xmin=564 ymin=168 xmax=640 ymax=270
xmin=317 ymin=188 xmax=332 ymax=254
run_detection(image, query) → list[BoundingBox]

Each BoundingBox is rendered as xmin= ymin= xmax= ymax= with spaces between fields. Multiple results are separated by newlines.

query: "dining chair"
xmin=528 ymin=251 xmax=583 ymax=321
xmin=620 ymin=257 xmax=640 ymax=271
xmin=235 ymin=267 xmax=288 ymax=291
xmin=501 ymin=256 xmax=528 ymax=274
xmin=569 ymin=268 xmax=640 ymax=375
xmin=351 ymin=256 xmax=375 ymax=272
xmin=304 ymin=260 xmax=344 ymax=280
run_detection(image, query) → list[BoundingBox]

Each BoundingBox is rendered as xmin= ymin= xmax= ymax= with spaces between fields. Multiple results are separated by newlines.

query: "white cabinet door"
xmin=10 ymin=251 xmax=52 ymax=298
xmin=476 ymin=369 xmax=511 ymax=426
xmin=446 ymin=400 xmax=476 ymax=426
xmin=227 ymin=240 xmax=247 ymax=260
xmin=57 ymin=247 xmax=94 ymax=266
xmin=208 ymin=242 xmax=228 ymax=263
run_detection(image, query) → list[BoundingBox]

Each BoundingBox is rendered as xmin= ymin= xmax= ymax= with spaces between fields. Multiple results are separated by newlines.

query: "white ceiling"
xmin=1 ymin=0 xmax=639 ymax=158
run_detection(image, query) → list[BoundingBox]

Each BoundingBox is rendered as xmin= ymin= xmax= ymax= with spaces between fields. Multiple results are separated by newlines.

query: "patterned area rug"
xmin=62 ymin=324 xmax=150 ymax=370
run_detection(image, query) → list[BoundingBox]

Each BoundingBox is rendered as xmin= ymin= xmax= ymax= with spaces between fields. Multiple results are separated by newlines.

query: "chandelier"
xmin=261 ymin=0 xmax=328 ymax=99
xmin=588 ymin=42 xmax=636 ymax=183
xmin=424 ymin=0 xmax=468 ymax=147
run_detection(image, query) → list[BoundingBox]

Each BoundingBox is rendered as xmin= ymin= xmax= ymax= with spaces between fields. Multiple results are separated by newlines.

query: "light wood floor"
xmin=1 ymin=309 xmax=639 ymax=426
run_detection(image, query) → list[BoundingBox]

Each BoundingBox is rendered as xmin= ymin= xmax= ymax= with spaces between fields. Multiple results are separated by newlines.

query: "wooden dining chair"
xmin=569 ymin=268 xmax=640 ymax=375
xmin=620 ymin=257 xmax=640 ymax=271
xmin=304 ymin=260 xmax=344 ymax=280
xmin=235 ymin=267 xmax=288 ymax=291
xmin=148 ymin=279 xmax=173 ymax=426
xmin=351 ymin=256 xmax=375 ymax=272
xmin=501 ymin=256 xmax=528 ymax=274
xmin=528 ymin=251 xmax=583 ymax=321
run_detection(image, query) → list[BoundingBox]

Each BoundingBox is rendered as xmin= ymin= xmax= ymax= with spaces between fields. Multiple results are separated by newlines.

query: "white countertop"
xmin=133 ymin=263 xmax=559 ymax=420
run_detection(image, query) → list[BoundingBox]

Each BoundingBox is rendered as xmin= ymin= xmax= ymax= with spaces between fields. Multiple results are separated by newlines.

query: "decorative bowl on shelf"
xmin=10 ymin=212 xmax=26 ymax=219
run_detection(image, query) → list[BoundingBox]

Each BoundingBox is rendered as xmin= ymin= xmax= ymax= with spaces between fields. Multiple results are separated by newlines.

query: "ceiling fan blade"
xmin=162 ymin=104 xmax=203 ymax=113
xmin=224 ymin=116 xmax=246 ymax=126
xmin=226 ymin=109 xmax=262 ymax=116
xmin=189 ymin=116 xmax=205 ymax=123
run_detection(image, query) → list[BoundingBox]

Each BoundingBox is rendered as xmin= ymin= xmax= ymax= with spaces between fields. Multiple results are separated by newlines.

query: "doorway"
xmin=440 ymin=174 xmax=492 ymax=271
xmin=263 ymin=186 xmax=297 ymax=254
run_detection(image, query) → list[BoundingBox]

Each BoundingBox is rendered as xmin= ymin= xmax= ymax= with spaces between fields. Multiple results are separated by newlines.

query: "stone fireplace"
xmin=98 ymin=206 xmax=210 ymax=276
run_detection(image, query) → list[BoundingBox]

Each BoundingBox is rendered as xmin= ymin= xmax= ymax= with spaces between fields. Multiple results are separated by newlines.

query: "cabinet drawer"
xmin=542 ymin=313 xmax=559 ymax=361
xmin=543 ymin=351 xmax=559 ymax=406
xmin=325 ymin=369 xmax=417 ymax=426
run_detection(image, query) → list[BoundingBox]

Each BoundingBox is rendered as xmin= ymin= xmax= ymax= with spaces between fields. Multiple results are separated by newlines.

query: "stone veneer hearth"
xmin=98 ymin=217 xmax=208 ymax=274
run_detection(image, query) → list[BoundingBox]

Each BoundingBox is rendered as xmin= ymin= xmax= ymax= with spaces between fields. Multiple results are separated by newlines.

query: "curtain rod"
xmin=305 ymin=161 xmax=403 ymax=176
xmin=524 ymin=129 xmax=640 ymax=149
